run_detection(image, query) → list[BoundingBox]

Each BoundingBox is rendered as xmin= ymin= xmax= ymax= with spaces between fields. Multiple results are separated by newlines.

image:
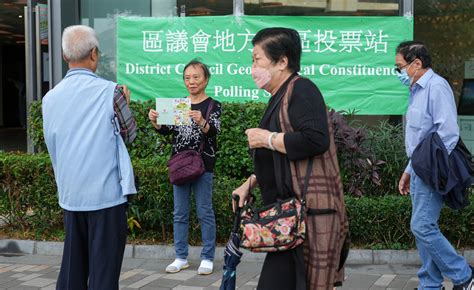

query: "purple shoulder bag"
xmin=167 ymin=100 xmax=214 ymax=185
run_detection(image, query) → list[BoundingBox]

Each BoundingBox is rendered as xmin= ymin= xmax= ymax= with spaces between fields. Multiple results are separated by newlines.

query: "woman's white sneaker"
xmin=197 ymin=259 xmax=213 ymax=275
xmin=165 ymin=258 xmax=189 ymax=273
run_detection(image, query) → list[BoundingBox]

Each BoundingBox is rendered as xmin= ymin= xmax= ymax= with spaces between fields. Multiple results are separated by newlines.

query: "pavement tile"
xmin=370 ymin=286 xmax=388 ymax=290
xmin=343 ymin=273 xmax=380 ymax=288
xmin=12 ymin=265 xmax=37 ymax=273
xmin=127 ymin=273 xmax=164 ymax=288
xmin=35 ymin=272 xmax=57 ymax=280
xmin=0 ymin=276 xmax=15 ymax=283
xmin=181 ymin=276 xmax=216 ymax=287
xmin=20 ymin=277 xmax=55 ymax=287
xmin=0 ymin=265 xmax=24 ymax=273
xmin=28 ymin=266 xmax=50 ymax=273
xmin=245 ymin=281 xmax=258 ymax=286
xmin=387 ymin=275 xmax=412 ymax=288
xmin=138 ymin=287 xmax=171 ymax=290
xmin=120 ymin=273 xmax=149 ymax=285
xmin=17 ymin=274 xmax=42 ymax=281
xmin=0 ymin=273 xmax=13 ymax=279
xmin=235 ymin=286 xmax=256 ymax=290
xmin=162 ymin=270 xmax=196 ymax=281
xmin=120 ymin=269 xmax=146 ymax=282
xmin=0 ymin=279 xmax=23 ymax=288
xmin=235 ymin=271 xmax=257 ymax=287
xmin=147 ymin=278 xmax=182 ymax=288
xmin=373 ymin=274 xmax=396 ymax=286
xmin=140 ymin=270 xmax=156 ymax=276
xmin=405 ymin=277 xmax=419 ymax=289
xmin=0 ymin=254 xmax=435 ymax=289
xmin=122 ymin=259 xmax=147 ymax=269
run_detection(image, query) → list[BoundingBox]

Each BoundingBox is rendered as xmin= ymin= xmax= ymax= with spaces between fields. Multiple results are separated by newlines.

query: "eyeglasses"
xmin=91 ymin=47 xmax=104 ymax=58
xmin=395 ymin=61 xmax=413 ymax=73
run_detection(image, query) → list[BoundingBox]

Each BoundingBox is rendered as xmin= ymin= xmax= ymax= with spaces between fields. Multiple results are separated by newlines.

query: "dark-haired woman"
xmin=148 ymin=60 xmax=221 ymax=276
xmin=232 ymin=28 xmax=349 ymax=290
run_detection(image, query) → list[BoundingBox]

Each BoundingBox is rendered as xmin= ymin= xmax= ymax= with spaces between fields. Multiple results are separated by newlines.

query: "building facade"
xmin=0 ymin=0 xmax=473 ymax=152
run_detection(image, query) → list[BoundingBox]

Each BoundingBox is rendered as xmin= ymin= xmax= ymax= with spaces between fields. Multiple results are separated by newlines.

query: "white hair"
xmin=62 ymin=25 xmax=99 ymax=62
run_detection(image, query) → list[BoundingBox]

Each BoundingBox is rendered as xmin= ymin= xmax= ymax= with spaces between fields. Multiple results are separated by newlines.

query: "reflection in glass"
xmin=245 ymin=0 xmax=399 ymax=16
xmin=80 ymin=0 xmax=153 ymax=80
xmin=458 ymin=79 xmax=474 ymax=115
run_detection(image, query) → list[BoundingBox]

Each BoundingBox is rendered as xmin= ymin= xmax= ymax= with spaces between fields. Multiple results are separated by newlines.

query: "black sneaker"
xmin=453 ymin=266 xmax=474 ymax=290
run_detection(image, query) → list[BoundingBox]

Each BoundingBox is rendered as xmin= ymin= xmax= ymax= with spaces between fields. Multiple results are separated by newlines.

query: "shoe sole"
xmin=198 ymin=269 xmax=213 ymax=275
xmin=165 ymin=263 xmax=190 ymax=273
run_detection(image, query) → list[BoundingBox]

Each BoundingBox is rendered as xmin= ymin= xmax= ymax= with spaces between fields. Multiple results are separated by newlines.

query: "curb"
xmin=0 ymin=239 xmax=473 ymax=265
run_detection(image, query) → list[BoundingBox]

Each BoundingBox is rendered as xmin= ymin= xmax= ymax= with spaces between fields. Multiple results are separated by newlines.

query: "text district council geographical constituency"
xmin=124 ymin=63 xmax=397 ymax=77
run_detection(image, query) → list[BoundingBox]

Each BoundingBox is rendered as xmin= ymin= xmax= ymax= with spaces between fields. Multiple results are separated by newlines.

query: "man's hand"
xmin=398 ymin=172 xmax=411 ymax=195
xmin=119 ymin=85 xmax=131 ymax=104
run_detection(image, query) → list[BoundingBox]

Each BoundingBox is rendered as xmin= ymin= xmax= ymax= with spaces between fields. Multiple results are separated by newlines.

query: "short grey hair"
xmin=62 ymin=25 xmax=99 ymax=62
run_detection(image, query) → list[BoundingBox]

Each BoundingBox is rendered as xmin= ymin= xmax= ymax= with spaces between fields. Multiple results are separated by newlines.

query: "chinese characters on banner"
xmin=118 ymin=16 xmax=413 ymax=115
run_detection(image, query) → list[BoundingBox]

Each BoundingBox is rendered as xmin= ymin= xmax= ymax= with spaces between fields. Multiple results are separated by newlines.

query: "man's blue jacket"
xmin=412 ymin=132 xmax=473 ymax=210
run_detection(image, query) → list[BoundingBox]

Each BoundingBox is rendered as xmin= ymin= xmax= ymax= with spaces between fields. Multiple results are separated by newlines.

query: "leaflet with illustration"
xmin=156 ymin=98 xmax=191 ymax=125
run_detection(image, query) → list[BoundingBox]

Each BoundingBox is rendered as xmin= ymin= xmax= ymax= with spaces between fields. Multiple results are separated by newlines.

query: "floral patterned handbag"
xmin=240 ymin=158 xmax=313 ymax=252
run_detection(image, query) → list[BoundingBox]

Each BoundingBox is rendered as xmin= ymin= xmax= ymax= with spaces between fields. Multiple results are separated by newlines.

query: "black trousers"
xmin=257 ymin=245 xmax=306 ymax=290
xmin=56 ymin=203 xmax=128 ymax=290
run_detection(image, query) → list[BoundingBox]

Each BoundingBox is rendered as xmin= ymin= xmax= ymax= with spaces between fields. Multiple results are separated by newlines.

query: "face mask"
xmin=396 ymin=69 xmax=412 ymax=86
xmin=251 ymin=67 xmax=272 ymax=89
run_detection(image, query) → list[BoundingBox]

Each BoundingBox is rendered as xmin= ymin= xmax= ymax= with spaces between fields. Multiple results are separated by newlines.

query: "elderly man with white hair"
xmin=42 ymin=25 xmax=137 ymax=290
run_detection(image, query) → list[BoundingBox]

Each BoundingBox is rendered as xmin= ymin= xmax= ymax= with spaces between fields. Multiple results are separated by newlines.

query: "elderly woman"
xmin=232 ymin=28 xmax=349 ymax=290
xmin=148 ymin=60 xmax=221 ymax=275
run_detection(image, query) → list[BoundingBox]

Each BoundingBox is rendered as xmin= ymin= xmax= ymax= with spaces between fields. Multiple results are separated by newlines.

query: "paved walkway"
xmin=0 ymin=254 xmax=456 ymax=290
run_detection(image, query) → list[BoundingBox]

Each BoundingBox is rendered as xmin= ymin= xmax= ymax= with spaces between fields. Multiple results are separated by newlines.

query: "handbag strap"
xmin=300 ymin=158 xmax=314 ymax=202
xmin=198 ymin=98 xmax=215 ymax=152
xmin=249 ymin=157 xmax=313 ymax=204
xmin=269 ymin=76 xmax=312 ymax=201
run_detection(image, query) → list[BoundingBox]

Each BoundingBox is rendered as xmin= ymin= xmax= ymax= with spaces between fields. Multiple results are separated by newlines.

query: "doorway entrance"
xmin=0 ymin=0 xmax=27 ymax=151
xmin=0 ymin=0 xmax=49 ymax=152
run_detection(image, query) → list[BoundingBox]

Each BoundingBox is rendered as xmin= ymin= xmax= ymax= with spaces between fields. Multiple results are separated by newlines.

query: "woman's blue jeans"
xmin=410 ymin=173 xmax=472 ymax=289
xmin=172 ymin=172 xmax=216 ymax=261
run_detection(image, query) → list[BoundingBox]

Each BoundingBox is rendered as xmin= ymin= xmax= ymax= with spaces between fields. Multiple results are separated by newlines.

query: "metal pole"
xmin=49 ymin=0 xmax=63 ymax=87
xmin=233 ymin=0 xmax=244 ymax=16
xmin=400 ymin=0 xmax=413 ymax=135
xmin=47 ymin=0 xmax=53 ymax=89
xmin=24 ymin=3 xmax=37 ymax=153
xmin=35 ymin=5 xmax=42 ymax=99
xmin=402 ymin=0 xmax=413 ymax=17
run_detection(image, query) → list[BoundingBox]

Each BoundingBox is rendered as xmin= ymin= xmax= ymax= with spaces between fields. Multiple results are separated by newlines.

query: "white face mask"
xmin=251 ymin=67 xmax=272 ymax=89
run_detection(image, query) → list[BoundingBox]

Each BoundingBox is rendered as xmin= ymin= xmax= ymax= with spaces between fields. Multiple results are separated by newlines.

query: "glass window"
xmin=414 ymin=0 xmax=474 ymax=103
xmin=80 ymin=0 xmax=233 ymax=80
xmin=80 ymin=0 xmax=154 ymax=80
xmin=244 ymin=0 xmax=400 ymax=16
xmin=177 ymin=0 xmax=233 ymax=16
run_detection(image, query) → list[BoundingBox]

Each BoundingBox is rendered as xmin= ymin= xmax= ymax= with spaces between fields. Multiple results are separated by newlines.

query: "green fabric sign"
xmin=117 ymin=16 xmax=413 ymax=115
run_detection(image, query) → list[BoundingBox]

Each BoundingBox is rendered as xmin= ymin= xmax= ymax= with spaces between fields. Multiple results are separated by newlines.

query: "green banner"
xmin=117 ymin=16 xmax=413 ymax=115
